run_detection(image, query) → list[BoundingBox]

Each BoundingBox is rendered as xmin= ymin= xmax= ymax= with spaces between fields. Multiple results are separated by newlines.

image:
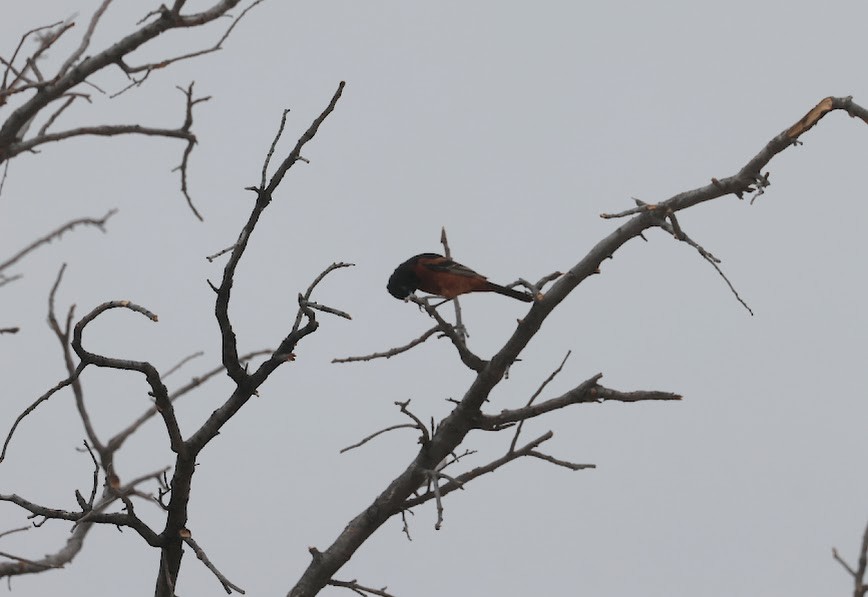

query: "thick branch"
xmin=70 ymin=301 xmax=185 ymax=455
xmin=0 ymin=521 xmax=93 ymax=578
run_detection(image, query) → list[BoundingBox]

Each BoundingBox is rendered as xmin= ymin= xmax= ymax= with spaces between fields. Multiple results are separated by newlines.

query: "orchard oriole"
xmin=387 ymin=253 xmax=533 ymax=302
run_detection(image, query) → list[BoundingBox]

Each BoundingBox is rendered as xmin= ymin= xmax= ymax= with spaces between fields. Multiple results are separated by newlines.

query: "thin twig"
xmin=291 ymin=262 xmax=354 ymax=333
xmin=58 ymin=0 xmax=113 ymax=77
xmin=300 ymin=299 xmax=352 ymax=320
xmin=527 ymin=450 xmax=594 ymax=471
xmin=38 ymin=96 xmax=77 ymax=136
xmin=78 ymin=440 xmax=100 ymax=508
xmin=328 ymin=579 xmax=396 ymax=597
xmin=206 ymin=244 xmax=236 ymax=262
xmin=440 ymin=227 xmax=468 ymax=339
xmin=0 ymin=210 xmax=116 ymax=274
xmin=339 ymin=424 xmax=419 ymax=454
xmin=163 ymin=351 xmax=205 ymax=378
xmin=654 ymin=210 xmax=753 ymax=315
xmin=395 ymin=400 xmax=430 ymax=445
xmin=261 ymin=109 xmax=291 ymax=189
xmin=0 ymin=526 xmax=29 ymax=540
xmin=172 ymin=83 xmax=209 ymax=221
xmin=0 ymin=365 xmax=85 ymax=462
xmin=510 ymin=351 xmax=571 ymax=452
xmin=332 ymin=326 xmax=439 ymax=364
xmin=1 ymin=20 xmax=63 ymax=92
xmin=0 ymin=160 xmax=8 ymax=198
xmin=184 ymin=535 xmax=245 ymax=594
xmin=833 ymin=547 xmax=857 ymax=577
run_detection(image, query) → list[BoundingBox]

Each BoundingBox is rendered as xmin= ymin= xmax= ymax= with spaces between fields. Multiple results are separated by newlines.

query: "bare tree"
xmin=2 ymin=3 xmax=867 ymax=597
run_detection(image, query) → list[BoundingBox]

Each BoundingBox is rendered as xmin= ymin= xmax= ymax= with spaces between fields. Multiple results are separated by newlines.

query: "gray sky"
xmin=2 ymin=1 xmax=867 ymax=595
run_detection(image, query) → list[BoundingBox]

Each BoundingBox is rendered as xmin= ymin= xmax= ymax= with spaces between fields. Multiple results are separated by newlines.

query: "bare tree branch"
xmin=340 ymin=424 xmax=420 ymax=454
xmin=163 ymin=351 xmax=205 ymax=378
xmin=173 ymin=82 xmax=209 ymax=220
xmin=70 ymin=300 xmax=186 ymax=455
xmin=409 ymin=296 xmax=485 ymax=372
xmin=477 ymin=374 xmax=680 ymax=431
xmin=328 ymin=579 xmax=396 ymax=597
xmin=0 ymin=527 xmax=29 ymax=541
xmin=0 ymin=365 xmax=84 ymax=462
xmin=332 ymin=326 xmax=439 ymax=364
xmin=57 ymin=0 xmax=114 ymax=78
xmin=292 ymin=262 xmax=354 ymax=332
xmin=0 ymin=210 xmax=116 ymax=276
xmin=833 ymin=518 xmax=868 ymax=597
xmin=184 ymin=535 xmax=246 ymax=594
xmin=642 ymin=201 xmax=754 ymax=315
xmin=439 ymin=227 xmax=468 ymax=339
xmin=261 ymin=108 xmax=291 ymax=189
xmin=510 ymin=351 xmax=571 ymax=452
xmin=0 ymin=160 xmax=8 ymax=196
xmin=46 ymin=265 xmax=113 ymax=479
xmin=0 ymin=524 xmax=92 ymax=577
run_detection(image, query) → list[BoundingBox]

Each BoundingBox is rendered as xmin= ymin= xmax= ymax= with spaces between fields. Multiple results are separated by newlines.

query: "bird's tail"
xmin=485 ymin=282 xmax=534 ymax=302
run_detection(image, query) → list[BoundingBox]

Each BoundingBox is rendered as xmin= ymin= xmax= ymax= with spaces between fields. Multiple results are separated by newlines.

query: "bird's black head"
xmin=387 ymin=256 xmax=423 ymax=299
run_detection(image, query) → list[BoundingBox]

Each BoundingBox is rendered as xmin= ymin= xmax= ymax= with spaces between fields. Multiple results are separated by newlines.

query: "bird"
xmin=387 ymin=253 xmax=533 ymax=302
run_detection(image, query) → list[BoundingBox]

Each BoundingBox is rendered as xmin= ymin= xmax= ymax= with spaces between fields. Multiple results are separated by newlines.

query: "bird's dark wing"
xmin=419 ymin=257 xmax=486 ymax=279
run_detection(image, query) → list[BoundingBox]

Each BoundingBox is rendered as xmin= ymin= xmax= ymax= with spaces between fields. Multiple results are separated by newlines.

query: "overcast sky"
xmin=2 ymin=1 xmax=868 ymax=596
